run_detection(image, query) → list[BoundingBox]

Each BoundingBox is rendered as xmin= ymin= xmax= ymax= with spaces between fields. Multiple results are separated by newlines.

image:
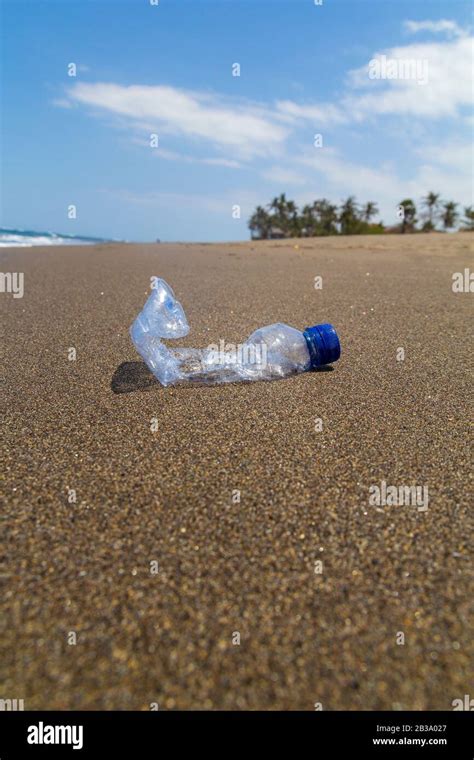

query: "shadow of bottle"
xmin=111 ymin=361 xmax=159 ymax=394
xmin=111 ymin=360 xmax=333 ymax=394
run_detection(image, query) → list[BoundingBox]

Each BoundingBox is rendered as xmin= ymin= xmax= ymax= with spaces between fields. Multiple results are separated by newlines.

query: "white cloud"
xmin=410 ymin=140 xmax=474 ymax=208
xmin=51 ymin=97 xmax=75 ymax=109
xmin=159 ymin=148 xmax=242 ymax=168
xmin=280 ymin=140 xmax=473 ymax=225
xmin=262 ymin=166 xmax=307 ymax=185
xmin=295 ymin=148 xmax=406 ymax=209
xmin=404 ymin=19 xmax=465 ymax=37
xmin=60 ymin=20 xmax=472 ymax=164
xmin=102 ymin=187 xmax=263 ymax=219
xmin=277 ymin=27 xmax=473 ymax=123
xmin=201 ymin=157 xmax=242 ymax=168
xmin=348 ymin=36 xmax=473 ymax=119
xmin=67 ymin=82 xmax=288 ymax=159
xmin=130 ymin=140 xmax=242 ymax=168
xmin=59 ymin=19 xmax=473 ymax=228
xmin=415 ymin=141 xmax=473 ymax=172
xmin=275 ymin=100 xmax=346 ymax=126
xmin=110 ymin=189 xmax=231 ymax=214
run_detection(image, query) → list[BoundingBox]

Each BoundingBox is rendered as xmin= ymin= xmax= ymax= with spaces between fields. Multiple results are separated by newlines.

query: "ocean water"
xmin=0 ymin=227 xmax=116 ymax=247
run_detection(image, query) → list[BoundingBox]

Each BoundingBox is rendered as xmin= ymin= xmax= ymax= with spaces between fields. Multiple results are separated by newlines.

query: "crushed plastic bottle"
xmin=130 ymin=278 xmax=340 ymax=386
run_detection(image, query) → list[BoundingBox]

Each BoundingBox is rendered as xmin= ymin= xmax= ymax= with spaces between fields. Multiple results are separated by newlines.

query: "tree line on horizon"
xmin=248 ymin=192 xmax=474 ymax=239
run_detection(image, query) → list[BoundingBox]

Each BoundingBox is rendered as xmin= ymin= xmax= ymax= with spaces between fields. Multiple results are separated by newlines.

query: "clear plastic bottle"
xmin=130 ymin=279 xmax=340 ymax=386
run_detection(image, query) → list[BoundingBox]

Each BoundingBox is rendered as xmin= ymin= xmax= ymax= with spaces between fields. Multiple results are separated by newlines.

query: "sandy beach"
xmin=1 ymin=233 xmax=472 ymax=710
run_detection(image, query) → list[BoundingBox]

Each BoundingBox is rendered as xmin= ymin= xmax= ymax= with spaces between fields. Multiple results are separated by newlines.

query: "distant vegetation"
xmin=248 ymin=192 xmax=474 ymax=239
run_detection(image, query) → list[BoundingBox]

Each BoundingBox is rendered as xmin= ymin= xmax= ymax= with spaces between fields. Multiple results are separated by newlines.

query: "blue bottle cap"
xmin=303 ymin=323 xmax=341 ymax=368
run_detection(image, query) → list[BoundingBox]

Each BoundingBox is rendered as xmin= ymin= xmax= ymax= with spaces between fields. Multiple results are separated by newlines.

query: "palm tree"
xmin=398 ymin=199 xmax=417 ymax=233
xmin=315 ymin=199 xmax=338 ymax=235
xmin=248 ymin=206 xmax=271 ymax=240
xmin=249 ymin=190 xmax=465 ymax=239
xmin=441 ymin=201 xmax=458 ymax=231
xmin=268 ymin=193 xmax=291 ymax=236
xmin=299 ymin=199 xmax=338 ymax=237
xmin=300 ymin=204 xmax=317 ymax=237
xmin=362 ymin=201 xmax=379 ymax=223
xmin=268 ymin=194 xmax=301 ymax=237
xmin=421 ymin=191 xmax=440 ymax=231
xmin=339 ymin=196 xmax=360 ymax=235
xmin=461 ymin=206 xmax=474 ymax=231
xmin=286 ymin=199 xmax=300 ymax=237
xmin=269 ymin=193 xmax=284 ymax=216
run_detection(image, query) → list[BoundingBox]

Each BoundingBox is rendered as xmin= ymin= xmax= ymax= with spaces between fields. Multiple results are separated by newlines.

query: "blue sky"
xmin=2 ymin=0 xmax=473 ymax=241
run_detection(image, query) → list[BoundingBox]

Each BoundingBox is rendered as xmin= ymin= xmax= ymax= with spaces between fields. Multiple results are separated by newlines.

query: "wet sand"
xmin=1 ymin=233 xmax=472 ymax=709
